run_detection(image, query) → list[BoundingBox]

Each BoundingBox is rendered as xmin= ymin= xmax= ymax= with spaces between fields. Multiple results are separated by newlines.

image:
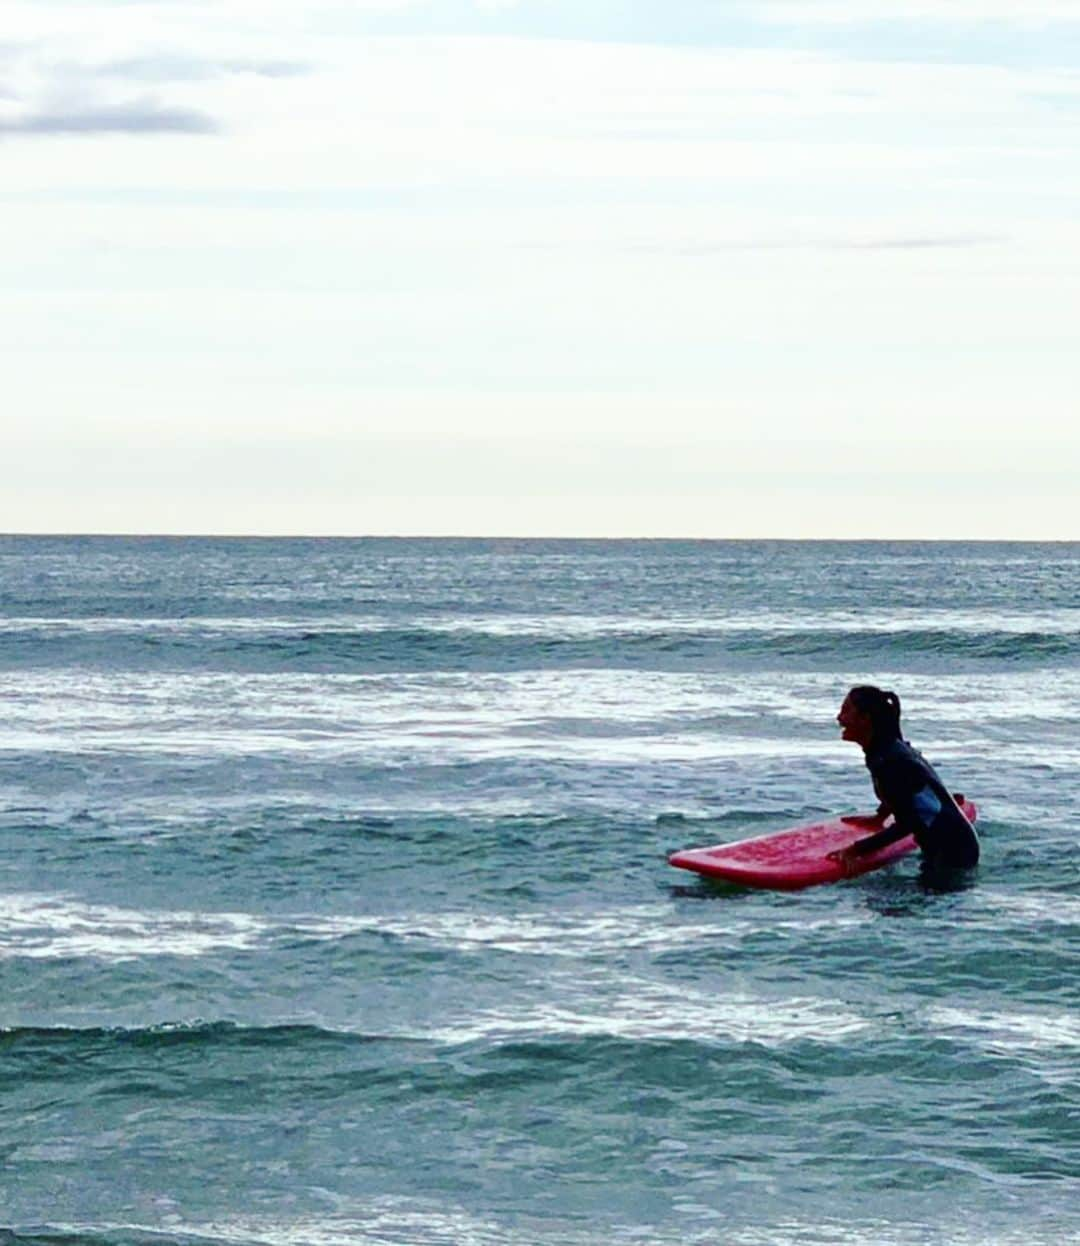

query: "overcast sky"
xmin=4 ymin=0 xmax=1078 ymax=537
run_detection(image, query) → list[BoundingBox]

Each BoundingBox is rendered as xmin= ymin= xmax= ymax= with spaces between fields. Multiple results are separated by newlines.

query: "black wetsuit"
xmin=856 ymin=736 xmax=980 ymax=869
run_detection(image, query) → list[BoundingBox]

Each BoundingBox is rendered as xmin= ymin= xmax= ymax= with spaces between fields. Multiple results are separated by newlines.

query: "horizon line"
xmin=2 ymin=531 xmax=1078 ymax=545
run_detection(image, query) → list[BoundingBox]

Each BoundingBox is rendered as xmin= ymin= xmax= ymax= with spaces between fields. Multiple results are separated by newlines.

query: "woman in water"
xmin=832 ymin=685 xmax=979 ymax=873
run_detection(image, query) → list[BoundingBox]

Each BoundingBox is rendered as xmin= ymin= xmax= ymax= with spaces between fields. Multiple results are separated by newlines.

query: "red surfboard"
xmin=668 ymin=797 xmax=977 ymax=890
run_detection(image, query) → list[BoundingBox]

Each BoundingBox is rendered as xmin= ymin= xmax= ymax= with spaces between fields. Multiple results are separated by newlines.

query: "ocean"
xmin=1 ymin=536 xmax=1077 ymax=1246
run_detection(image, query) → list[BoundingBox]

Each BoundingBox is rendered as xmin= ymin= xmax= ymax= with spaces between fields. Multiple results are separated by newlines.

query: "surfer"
xmin=832 ymin=685 xmax=979 ymax=874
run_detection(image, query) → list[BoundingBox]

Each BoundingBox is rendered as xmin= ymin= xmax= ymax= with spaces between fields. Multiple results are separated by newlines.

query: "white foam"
xmin=0 ymin=896 xmax=864 ymax=964
xmin=927 ymin=1005 xmax=1080 ymax=1056
xmin=38 ymin=1209 xmax=1056 ymax=1246
xmin=3 ymin=665 xmax=1078 ymax=766
xmin=976 ymin=890 xmax=1080 ymax=928
xmin=8 ymin=605 xmax=1080 ymax=637
xmin=43 ymin=1210 xmax=506 ymax=1246
xmin=285 ymin=904 xmax=869 ymax=958
xmin=0 ymin=893 xmax=264 ymax=961
xmin=428 ymin=979 xmax=871 ymax=1047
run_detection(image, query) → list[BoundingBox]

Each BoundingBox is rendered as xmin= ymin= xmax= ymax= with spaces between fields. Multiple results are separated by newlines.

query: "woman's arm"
xmin=846 ymin=820 xmax=909 ymax=857
xmin=827 ymin=802 xmax=906 ymax=872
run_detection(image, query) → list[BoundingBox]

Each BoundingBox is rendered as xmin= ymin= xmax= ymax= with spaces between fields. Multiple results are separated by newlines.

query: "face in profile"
xmin=836 ymin=693 xmax=873 ymax=747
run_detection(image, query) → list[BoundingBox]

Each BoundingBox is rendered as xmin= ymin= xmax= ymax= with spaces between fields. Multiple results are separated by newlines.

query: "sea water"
xmin=0 ymin=537 xmax=1077 ymax=1245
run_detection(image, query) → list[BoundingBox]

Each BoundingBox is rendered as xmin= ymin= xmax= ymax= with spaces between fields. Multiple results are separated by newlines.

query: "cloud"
xmin=0 ymin=8 xmax=313 ymax=141
xmin=666 ymin=234 xmax=1007 ymax=254
xmin=101 ymin=54 xmax=311 ymax=82
xmin=521 ymin=233 xmax=1007 ymax=256
xmin=759 ymin=0 xmax=1080 ymax=20
xmin=832 ymin=235 xmax=1005 ymax=249
xmin=0 ymin=39 xmax=224 ymax=138
xmin=0 ymin=98 xmax=217 ymax=134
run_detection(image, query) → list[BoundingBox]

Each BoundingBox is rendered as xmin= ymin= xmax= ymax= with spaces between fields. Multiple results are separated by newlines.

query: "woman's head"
xmin=837 ymin=685 xmax=902 ymax=750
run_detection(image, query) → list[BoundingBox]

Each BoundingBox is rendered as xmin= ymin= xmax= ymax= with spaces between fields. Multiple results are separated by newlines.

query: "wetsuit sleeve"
xmin=869 ymin=751 xmax=925 ymax=835
xmin=849 ymin=750 xmax=923 ymax=856
xmin=848 ymin=820 xmax=910 ymax=857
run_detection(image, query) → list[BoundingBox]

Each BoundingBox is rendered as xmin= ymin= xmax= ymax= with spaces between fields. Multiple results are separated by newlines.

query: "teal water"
xmin=1 ymin=538 xmax=1077 ymax=1245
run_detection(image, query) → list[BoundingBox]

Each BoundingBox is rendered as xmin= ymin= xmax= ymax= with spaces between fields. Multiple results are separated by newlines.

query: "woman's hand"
xmin=827 ymin=847 xmax=860 ymax=878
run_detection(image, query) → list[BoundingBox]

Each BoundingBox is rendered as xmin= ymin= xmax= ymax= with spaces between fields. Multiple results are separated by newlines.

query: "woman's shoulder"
xmin=867 ymin=736 xmax=930 ymax=780
xmin=868 ymin=736 xmax=909 ymax=764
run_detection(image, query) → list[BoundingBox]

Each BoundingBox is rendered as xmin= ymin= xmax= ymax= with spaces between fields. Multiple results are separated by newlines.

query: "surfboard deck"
xmin=668 ymin=797 xmax=977 ymax=890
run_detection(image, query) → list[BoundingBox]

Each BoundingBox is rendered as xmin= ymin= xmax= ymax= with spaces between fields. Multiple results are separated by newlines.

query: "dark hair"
xmin=847 ymin=685 xmax=902 ymax=744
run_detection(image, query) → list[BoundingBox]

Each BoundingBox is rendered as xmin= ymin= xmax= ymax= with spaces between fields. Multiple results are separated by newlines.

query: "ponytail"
xmin=848 ymin=684 xmax=903 ymax=744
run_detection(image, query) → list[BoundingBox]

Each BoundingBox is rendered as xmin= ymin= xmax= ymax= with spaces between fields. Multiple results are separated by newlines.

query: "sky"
xmin=3 ymin=0 xmax=1078 ymax=538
